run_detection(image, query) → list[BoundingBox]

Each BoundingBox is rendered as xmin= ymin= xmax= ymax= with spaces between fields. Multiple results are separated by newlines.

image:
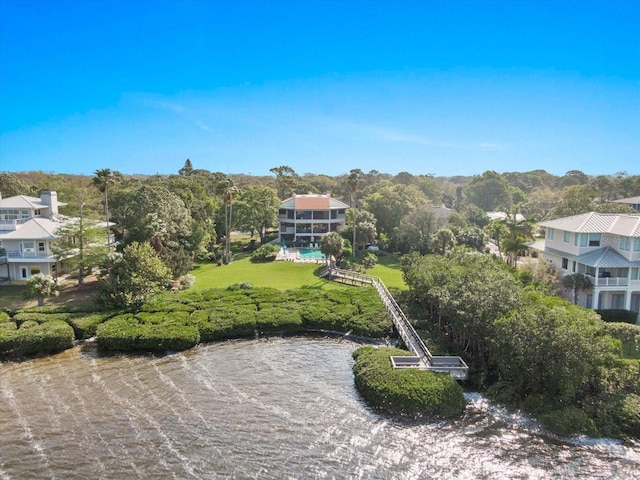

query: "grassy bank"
xmin=191 ymin=253 xmax=407 ymax=291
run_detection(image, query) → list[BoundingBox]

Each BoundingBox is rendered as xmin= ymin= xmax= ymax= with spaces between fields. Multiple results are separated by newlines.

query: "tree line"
xmin=400 ymin=249 xmax=640 ymax=438
xmin=1 ymin=163 xmax=639 ymax=305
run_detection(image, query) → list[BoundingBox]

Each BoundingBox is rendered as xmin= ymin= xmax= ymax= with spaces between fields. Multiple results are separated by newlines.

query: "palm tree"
xmin=502 ymin=235 xmax=527 ymax=267
xmin=320 ymin=232 xmax=344 ymax=277
xmin=561 ymin=273 xmax=593 ymax=305
xmin=347 ymin=169 xmax=363 ymax=259
xmin=217 ymin=178 xmax=240 ymax=263
xmin=25 ymin=273 xmax=58 ymax=306
xmin=92 ymin=168 xmax=121 ymax=252
xmin=431 ymin=228 xmax=456 ymax=255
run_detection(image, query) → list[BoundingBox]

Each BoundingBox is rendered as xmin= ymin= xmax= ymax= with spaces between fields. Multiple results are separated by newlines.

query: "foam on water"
xmin=0 ymin=339 xmax=638 ymax=479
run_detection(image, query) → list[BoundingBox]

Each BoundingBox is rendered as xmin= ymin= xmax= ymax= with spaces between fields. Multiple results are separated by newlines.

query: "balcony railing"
xmin=2 ymin=251 xmax=53 ymax=260
xmin=0 ymin=219 xmax=28 ymax=231
xmin=586 ymin=275 xmax=629 ymax=287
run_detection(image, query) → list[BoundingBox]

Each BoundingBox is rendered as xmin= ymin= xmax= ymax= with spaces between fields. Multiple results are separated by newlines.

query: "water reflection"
xmin=1 ymin=338 xmax=638 ymax=479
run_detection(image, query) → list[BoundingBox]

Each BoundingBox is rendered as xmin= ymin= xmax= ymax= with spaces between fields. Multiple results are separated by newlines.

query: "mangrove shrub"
xmin=352 ymin=346 xmax=465 ymax=418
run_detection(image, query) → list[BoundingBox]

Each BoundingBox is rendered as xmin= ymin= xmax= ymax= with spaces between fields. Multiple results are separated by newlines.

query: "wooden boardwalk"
xmin=321 ymin=266 xmax=468 ymax=380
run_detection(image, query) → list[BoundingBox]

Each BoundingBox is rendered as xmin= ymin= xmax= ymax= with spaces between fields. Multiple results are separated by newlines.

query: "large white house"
xmin=278 ymin=194 xmax=350 ymax=246
xmin=534 ymin=212 xmax=640 ymax=316
xmin=0 ymin=191 xmax=67 ymax=283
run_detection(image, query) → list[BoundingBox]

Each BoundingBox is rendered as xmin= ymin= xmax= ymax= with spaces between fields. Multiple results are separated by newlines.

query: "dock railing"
xmin=320 ymin=266 xmax=468 ymax=380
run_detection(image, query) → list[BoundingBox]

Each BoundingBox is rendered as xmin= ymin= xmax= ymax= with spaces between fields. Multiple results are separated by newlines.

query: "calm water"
xmin=1 ymin=337 xmax=639 ymax=479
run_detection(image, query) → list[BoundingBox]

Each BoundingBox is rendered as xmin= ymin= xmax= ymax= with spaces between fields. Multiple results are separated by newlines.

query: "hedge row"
xmin=597 ymin=309 xmax=639 ymax=324
xmin=95 ymin=314 xmax=200 ymax=352
xmin=95 ymin=287 xmax=392 ymax=353
xmin=0 ymin=320 xmax=75 ymax=358
xmin=1 ymin=287 xmax=392 ymax=357
xmin=352 ymin=346 xmax=466 ymax=418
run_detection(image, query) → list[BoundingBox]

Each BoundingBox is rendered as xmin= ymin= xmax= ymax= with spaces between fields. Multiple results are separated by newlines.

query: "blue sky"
xmin=1 ymin=0 xmax=638 ymax=178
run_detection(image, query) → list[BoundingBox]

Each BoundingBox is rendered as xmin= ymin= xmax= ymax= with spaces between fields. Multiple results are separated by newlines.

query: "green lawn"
xmin=0 ymin=285 xmax=30 ymax=310
xmin=192 ymin=253 xmax=408 ymax=291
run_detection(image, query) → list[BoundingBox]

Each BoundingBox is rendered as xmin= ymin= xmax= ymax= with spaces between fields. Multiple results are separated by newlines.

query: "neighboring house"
xmin=613 ymin=196 xmax=640 ymax=212
xmin=278 ymin=194 xmax=350 ymax=246
xmin=532 ymin=212 xmax=640 ymax=317
xmin=0 ymin=191 xmax=67 ymax=283
xmin=486 ymin=211 xmax=526 ymax=222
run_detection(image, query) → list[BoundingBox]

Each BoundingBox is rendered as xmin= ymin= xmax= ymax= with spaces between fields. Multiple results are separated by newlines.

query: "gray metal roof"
xmin=0 ymin=218 xmax=60 ymax=240
xmin=574 ymin=246 xmax=640 ymax=268
xmin=539 ymin=212 xmax=640 ymax=236
xmin=614 ymin=196 xmax=640 ymax=205
xmin=0 ymin=195 xmax=45 ymax=209
xmin=537 ymin=245 xmax=640 ymax=268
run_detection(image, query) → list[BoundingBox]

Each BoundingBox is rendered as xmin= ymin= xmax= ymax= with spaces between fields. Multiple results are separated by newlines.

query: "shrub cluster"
xmin=250 ymin=244 xmax=280 ymax=262
xmin=352 ymin=346 xmax=466 ymax=418
xmin=0 ymin=286 xmax=391 ymax=358
xmin=597 ymin=309 xmax=639 ymax=324
xmin=94 ymin=287 xmax=391 ymax=353
xmin=96 ymin=313 xmax=200 ymax=353
xmin=0 ymin=320 xmax=75 ymax=358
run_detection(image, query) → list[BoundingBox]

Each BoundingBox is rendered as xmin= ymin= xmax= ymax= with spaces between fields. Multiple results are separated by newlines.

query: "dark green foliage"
xmin=0 ymin=321 xmax=17 ymax=331
xmin=91 ymin=287 xmax=389 ymax=353
xmin=616 ymin=394 xmax=640 ymax=438
xmin=96 ymin=313 xmax=200 ymax=353
xmin=597 ymin=309 xmax=639 ymax=324
xmin=98 ymin=241 xmax=171 ymax=309
xmin=0 ymin=320 xmax=75 ymax=358
xmin=602 ymin=322 xmax=640 ymax=358
xmin=13 ymin=312 xmax=75 ymax=325
xmin=18 ymin=303 xmax=106 ymax=313
xmin=95 ymin=314 xmax=138 ymax=351
xmin=251 ymin=244 xmax=280 ymax=262
xmin=226 ymin=282 xmax=254 ymax=291
xmin=19 ymin=320 xmax=39 ymax=329
xmin=192 ymin=306 xmax=257 ymax=341
xmin=539 ymin=407 xmax=598 ymax=437
xmin=256 ymin=305 xmax=304 ymax=332
xmin=66 ymin=313 xmax=112 ymax=339
xmin=352 ymin=346 xmax=465 ymax=418
xmin=136 ymin=322 xmax=200 ymax=352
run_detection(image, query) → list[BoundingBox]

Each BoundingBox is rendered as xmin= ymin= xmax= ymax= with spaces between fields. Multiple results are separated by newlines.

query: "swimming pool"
xmin=298 ymin=248 xmax=326 ymax=260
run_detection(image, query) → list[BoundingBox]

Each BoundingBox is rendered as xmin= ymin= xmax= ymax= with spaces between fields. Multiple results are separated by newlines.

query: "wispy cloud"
xmin=125 ymin=93 xmax=213 ymax=133
xmin=340 ymin=121 xmax=506 ymax=152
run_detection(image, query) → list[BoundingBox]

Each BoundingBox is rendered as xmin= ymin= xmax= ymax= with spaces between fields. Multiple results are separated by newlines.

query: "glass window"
xmin=563 ymin=231 xmax=570 ymax=243
xmin=588 ymin=233 xmax=601 ymax=247
xmin=611 ymin=294 xmax=625 ymax=310
xmin=579 ymin=234 xmax=588 ymax=247
xmin=631 ymin=268 xmax=640 ymax=280
xmin=634 ymin=238 xmax=640 ymax=251
xmin=561 ymin=258 xmax=568 ymax=269
xmin=619 ymin=236 xmax=631 ymax=251
xmin=547 ymin=228 xmax=554 ymax=240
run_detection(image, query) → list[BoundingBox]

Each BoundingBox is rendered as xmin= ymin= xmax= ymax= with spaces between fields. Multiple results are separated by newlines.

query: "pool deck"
xmin=275 ymin=248 xmax=328 ymax=264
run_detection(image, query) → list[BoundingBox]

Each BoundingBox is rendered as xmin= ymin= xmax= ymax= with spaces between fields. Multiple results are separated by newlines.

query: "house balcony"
xmin=2 ymin=251 xmax=55 ymax=261
xmin=0 ymin=219 xmax=27 ymax=231
xmin=586 ymin=274 xmax=629 ymax=287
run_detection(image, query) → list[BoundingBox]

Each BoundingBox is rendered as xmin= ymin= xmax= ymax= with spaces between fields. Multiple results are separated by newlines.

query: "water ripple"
xmin=0 ymin=338 xmax=638 ymax=479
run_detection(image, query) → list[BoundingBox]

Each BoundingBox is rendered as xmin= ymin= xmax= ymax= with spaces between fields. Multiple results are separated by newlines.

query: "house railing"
xmin=586 ymin=275 xmax=630 ymax=287
xmin=0 ymin=219 xmax=28 ymax=231
xmin=3 ymin=251 xmax=53 ymax=260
